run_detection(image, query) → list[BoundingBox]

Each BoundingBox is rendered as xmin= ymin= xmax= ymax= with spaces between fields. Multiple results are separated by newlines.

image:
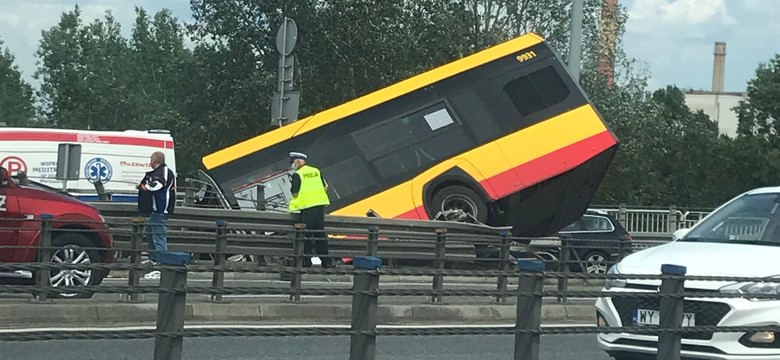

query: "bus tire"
xmin=431 ymin=185 xmax=488 ymax=223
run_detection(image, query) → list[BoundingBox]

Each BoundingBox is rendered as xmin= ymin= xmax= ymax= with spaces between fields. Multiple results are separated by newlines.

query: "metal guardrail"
xmin=0 ymin=214 xmax=629 ymax=298
xmin=1 ymin=216 xmax=778 ymax=360
xmin=593 ymin=204 xmax=713 ymax=237
xmin=88 ymin=200 xmax=689 ymax=263
xmin=3 ymin=217 xmax=779 ymax=359
xmin=78 ymin=178 xmax=715 ymax=243
xmin=169 ymin=181 xmax=718 ymax=236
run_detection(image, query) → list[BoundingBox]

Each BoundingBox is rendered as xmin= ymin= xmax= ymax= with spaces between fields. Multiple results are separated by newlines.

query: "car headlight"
xmin=604 ymin=264 xmax=626 ymax=290
xmin=720 ymin=278 xmax=780 ymax=300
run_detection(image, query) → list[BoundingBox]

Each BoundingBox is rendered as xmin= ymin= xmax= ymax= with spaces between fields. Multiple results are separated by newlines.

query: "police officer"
xmin=288 ymin=152 xmax=333 ymax=268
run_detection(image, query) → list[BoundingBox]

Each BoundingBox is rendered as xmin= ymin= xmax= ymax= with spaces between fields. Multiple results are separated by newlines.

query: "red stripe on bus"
xmin=480 ymin=171 xmax=512 ymax=199
xmin=0 ymin=132 xmax=174 ymax=148
xmin=480 ymin=131 xmax=617 ymax=199
xmin=392 ymin=131 xmax=616 ymax=221
xmin=396 ymin=207 xmax=425 ymax=220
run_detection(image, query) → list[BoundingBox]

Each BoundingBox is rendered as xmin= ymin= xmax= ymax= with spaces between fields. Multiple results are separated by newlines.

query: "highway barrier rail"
xmin=2 ymin=215 xmax=779 ymax=360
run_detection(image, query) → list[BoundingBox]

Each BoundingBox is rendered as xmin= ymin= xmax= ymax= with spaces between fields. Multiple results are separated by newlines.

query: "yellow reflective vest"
xmin=288 ymin=165 xmax=330 ymax=212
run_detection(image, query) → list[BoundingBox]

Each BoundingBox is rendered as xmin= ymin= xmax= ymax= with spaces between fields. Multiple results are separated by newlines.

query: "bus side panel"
xmin=448 ymin=143 xmax=523 ymax=200
xmin=327 ymin=105 xmax=616 ymax=221
xmin=410 ymin=158 xmax=495 ymax=218
xmin=489 ymin=105 xmax=616 ymax=198
xmin=335 ymin=157 xmax=496 ymax=221
xmin=330 ymin=182 xmax=418 ymax=220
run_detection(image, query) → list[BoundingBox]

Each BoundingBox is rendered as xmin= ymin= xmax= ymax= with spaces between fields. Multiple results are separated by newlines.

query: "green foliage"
xmin=35 ymin=6 xmax=131 ymax=130
xmin=737 ymin=55 xmax=780 ymax=141
xmin=730 ymin=55 xmax=780 ymax=193
xmin=0 ymin=37 xmax=35 ymax=126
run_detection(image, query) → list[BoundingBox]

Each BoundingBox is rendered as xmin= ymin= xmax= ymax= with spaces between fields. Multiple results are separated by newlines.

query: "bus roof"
xmin=202 ymin=32 xmax=545 ymax=170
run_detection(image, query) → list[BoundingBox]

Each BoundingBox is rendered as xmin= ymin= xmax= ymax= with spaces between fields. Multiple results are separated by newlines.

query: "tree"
xmin=648 ymin=86 xmax=734 ymax=206
xmin=128 ymin=7 xmax=193 ymax=129
xmin=0 ymin=37 xmax=35 ymax=126
xmin=186 ymin=0 xmax=284 ymax=160
xmin=35 ymin=6 xmax=208 ymax=176
xmin=186 ymin=0 xmax=605 ymax=127
xmin=35 ymin=6 xmax=132 ymax=130
xmin=736 ymin=54 xmax=780 ymax=142
xmin=731 ymin=54 xmax=780 ymax=193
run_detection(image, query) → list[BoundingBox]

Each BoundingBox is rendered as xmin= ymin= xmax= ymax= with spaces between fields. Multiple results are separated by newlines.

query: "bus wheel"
xmin=432 ymin=185 xmax=488 ymax=223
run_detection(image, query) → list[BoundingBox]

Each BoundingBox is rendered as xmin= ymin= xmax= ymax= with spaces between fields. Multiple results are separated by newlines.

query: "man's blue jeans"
xmin=146 ymin=212 xmax=168 ymax=262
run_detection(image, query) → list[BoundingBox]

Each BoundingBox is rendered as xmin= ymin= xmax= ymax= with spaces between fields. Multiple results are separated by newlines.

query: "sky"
xmin=621 ymin=0 xmax=780 ymax=91
xmin=0 ymin=0 xmax=778 ymax=93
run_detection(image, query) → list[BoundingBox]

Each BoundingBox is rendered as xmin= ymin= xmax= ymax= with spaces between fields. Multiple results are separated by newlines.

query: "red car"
xmin=0 ymin=166 xmax=113 ymax=298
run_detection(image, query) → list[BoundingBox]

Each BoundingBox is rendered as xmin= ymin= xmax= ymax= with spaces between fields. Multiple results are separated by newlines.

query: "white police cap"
xmin=289 ymin=152 xmax=307 ymax=161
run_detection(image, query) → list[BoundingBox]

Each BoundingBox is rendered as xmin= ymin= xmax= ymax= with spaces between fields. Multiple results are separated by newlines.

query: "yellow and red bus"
xmin=201 ymin=32 xmax=619 ymax=237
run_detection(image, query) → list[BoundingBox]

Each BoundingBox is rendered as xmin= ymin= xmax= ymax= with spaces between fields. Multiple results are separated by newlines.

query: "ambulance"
xmin=0 ymin=127 xmax=176 ymax=202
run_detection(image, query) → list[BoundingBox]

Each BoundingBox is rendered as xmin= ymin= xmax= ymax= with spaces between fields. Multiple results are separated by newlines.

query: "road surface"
xmin=3 ymin=334 xmax=607 ymax=359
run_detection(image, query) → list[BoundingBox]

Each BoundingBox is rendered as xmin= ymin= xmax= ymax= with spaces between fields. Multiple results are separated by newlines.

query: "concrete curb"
xmin=0 ymin=302 xmax=594 ymax=328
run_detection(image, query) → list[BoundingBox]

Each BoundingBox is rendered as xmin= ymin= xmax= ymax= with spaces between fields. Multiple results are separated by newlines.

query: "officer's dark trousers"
xmin=299 ymin=205 xmax=332 ymax=267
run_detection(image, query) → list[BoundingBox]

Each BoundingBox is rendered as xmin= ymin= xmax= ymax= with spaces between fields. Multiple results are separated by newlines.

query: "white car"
xmin=595 ymin=186 xmax=780 ymax=360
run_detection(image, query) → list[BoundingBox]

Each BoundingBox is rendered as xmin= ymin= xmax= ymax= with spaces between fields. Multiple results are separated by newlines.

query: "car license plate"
xmin=632 ymin=309 xmax=695 ymax=326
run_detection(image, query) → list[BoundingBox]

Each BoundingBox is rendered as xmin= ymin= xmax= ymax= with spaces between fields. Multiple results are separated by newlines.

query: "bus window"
xmin=502 ymin=66 xmax=570 ymax=116
xmin=449 ymin=90 xmax=504 ymax=144
xmin=354 ymin=102 xmax=473 ymax=183
xmin=484 ymin=60 xmax=584 ymax=135
xmin=321 ymin=154 xmax=376 ymax=201
xmin=353 ymin=102 xmax=458 ymax=161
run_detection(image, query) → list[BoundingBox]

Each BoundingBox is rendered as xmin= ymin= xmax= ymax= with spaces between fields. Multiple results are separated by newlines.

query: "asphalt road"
xmin=2 ymin=334 xmax=608 ymax=360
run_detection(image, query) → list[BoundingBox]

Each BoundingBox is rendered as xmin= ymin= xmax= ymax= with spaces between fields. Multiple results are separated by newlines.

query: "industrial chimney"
xmin=712 ymin=42 xmax=726 ymax=93
xmin=598 ymin=0 xmax=618 ymax=87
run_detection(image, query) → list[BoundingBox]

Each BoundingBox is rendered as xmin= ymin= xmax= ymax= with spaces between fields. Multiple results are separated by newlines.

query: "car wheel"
xmin=431 ymin=185 xmax=488 ymax=223
xmin=47 ymin=234 xmax=102 ymax=299
xmin=582 ymin=250 xmax=610 ymax=275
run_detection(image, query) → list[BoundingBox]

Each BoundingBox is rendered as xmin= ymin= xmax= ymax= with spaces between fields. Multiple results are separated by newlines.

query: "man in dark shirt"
xmin=137 ymin=151 xmax=175 ymax=278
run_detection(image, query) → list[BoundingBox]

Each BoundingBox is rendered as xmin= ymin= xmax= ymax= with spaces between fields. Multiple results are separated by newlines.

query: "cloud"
xmin=627 ymin=0 xmax=736 ymax=34
xmin=739 ymin=0 xmax=780 ymax=13
xmin=620 ymin=0 xmax=751 ymax=91
xmin=735 ymin=0 xmax=780 ymax=38
xmin=0 ymin=1 xmax=124 ymax=45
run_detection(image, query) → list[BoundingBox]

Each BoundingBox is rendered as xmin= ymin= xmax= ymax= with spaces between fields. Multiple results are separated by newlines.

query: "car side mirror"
xmin=672 ymin=228 xmax=690 ymax=241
